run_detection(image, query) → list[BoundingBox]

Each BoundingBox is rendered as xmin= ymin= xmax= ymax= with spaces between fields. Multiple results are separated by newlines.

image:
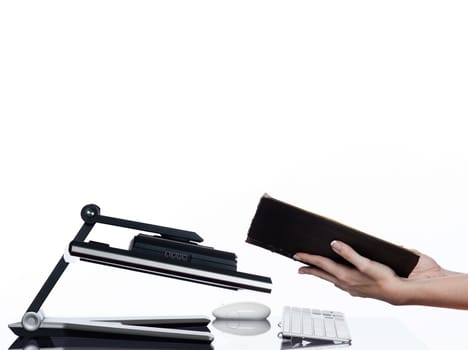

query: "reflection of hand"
xmin=294 ymin=241 xmax=405 ymax=304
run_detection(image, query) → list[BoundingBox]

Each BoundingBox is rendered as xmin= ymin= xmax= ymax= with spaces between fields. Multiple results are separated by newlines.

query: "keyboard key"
xmin=314 ymin=318 xmax=325 ymax=336
xmin=311 ymin=309 xmax=322 ymax=315
xmin=335 ymin=319 xmax=350 ymax=339
xmin=301 ymin=308 xmax=313 ymax=336
xmin=291 ymin=307 xmax=302 ymax=335
xmin=282 ymin=306 xmax=291 ymax=333
xmin=324 ymin=318 xmax=337 ymax=337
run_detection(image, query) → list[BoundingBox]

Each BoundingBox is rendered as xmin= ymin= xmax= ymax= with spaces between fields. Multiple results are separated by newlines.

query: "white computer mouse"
xmin=212 ymin=302 xmax=271 ymax=320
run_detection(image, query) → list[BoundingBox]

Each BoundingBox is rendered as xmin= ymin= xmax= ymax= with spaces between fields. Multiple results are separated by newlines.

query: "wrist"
xmin=443 ymin=269 xmax=463 ymax=276
xmin=384 ymin=279 xmax=412 ymax=306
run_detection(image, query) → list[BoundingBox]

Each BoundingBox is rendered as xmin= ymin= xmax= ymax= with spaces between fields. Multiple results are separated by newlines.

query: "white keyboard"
xmin=280 ymin=306 xmax=351 ymax=344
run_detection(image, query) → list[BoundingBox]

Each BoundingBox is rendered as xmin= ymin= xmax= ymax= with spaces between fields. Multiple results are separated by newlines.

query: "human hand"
xmin=296 ymin=241 xmax=467 ymax=308
xmin=407 ymin=250 xmax=458 ymax=279
xmin=294 ymin=241 xmax=407 ymax=305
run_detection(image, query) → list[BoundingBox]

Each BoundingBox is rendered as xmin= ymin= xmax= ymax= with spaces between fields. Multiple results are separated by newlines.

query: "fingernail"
xmin=293 ymin=254 xmax=302 ymax=261
xmin=331 ymin=240 xmax=342 ymax=252
xmin=298 ymin=268 xmax=305 ymax=274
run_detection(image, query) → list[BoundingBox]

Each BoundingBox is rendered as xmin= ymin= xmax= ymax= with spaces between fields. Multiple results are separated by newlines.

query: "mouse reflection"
xmin=212 ymin=319 xmax=271 ymax=336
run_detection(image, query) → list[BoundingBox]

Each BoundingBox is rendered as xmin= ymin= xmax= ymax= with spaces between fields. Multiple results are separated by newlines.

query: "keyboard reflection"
xmin=281 ymin=338 xmax=351 ymax=350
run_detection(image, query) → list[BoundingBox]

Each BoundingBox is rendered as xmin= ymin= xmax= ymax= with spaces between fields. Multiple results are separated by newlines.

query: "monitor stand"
xmin=9 ymin=312 xmax=213 ymax=342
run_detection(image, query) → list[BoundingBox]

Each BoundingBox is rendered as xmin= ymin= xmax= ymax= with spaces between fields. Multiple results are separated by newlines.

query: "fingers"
xmin=295 ymin=242 xmax=400 ymax=303
xmin=330 ymin=240 xmax=397 ymax=279
xmin=294 ymin=253 xmax=346 ymax=277
xmin=330 ymin=240 xmax=373 ymax=275
xmin=295 ymin=241 xmax=392 ymax=281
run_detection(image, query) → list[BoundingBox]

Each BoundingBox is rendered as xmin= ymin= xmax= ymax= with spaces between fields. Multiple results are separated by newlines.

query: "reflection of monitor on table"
xmin=9 ymin=204 xmax=272 ymax=343
xmin=9 ymin=335 xmax=214 ymax=350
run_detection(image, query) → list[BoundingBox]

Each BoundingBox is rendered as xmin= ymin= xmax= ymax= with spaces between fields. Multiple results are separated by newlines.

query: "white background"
xmin=1 ymin=1 xmax=468 ymax=349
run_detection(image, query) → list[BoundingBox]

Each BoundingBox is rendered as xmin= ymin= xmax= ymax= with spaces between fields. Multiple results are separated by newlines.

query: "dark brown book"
xmin=246 ymin=194 xmax=419 ymax=278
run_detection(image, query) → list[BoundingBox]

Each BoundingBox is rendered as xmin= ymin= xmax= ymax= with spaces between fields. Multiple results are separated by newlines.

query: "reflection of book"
xmin=246 ymin=195 xmax=419 ymax=278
